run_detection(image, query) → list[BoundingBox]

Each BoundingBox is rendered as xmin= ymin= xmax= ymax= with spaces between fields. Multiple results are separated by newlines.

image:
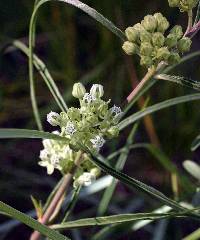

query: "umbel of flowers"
xmin=168 ymin=0 xmax=198 ymax=12
xmin=39 ymin=83 xmax=123 ymax=187
xmin=122 ymin=13 xmax=192 ymax=69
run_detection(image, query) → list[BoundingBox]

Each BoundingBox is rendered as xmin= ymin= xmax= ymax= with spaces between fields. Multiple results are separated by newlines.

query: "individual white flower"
xmin=83 ymin=93 xmax=95 ymax=103
xmin=110 ymin=105 xmax=123 ymax=117
xmin=90 ymin=84 xmax=104 ymax=98
xmin=50 ymin=154 xmax=60 ymax=165
xmin=76 ymin=172 xmax=96 ymax=186
xmin=65 ymin=122 xmax=76 ymax=135
xmin=38 ymin=160 xmax=55 ymax=175
xmin=42 ymin=139 xmax=53 ymax=151
xmin=47 ymin=111 xmax=60 ymax=126
xmin=39 ymin=149 xmax=49 ymax=160
xmin=90 ymin=135 xmax=105 ymax=151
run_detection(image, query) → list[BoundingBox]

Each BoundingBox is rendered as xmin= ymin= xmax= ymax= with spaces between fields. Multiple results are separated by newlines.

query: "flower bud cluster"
xmin=122 ymin=13 xmax=192 ymax=68
xmin=168 ymin=0 xmax=198 ymax=12
xmin=39 ymin=83 xmax=122 ymax=187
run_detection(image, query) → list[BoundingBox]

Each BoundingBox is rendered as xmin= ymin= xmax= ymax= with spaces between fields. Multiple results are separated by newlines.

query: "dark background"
xmin=0 ymin=0 xmax=200 ymax=239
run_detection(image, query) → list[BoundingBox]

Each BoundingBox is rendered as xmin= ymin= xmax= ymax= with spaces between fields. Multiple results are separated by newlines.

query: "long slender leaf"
xmin=33 ymin=0 xmax=125 ymax=41
xmin=51 ymin=212 xmax=180 ymax=230
xmin=0 ymin=201 xmax=70 ymax=240
xmin=13 ymin=40 xmax=68 ymax=112
xmin=191 ymin=134 xmax=200 ymax=151
xmin=89 ymin=154 xmax=193 ymax=214
xmin=0 ymin=129 xmax=67 ymax=141
xmin=119 ymin=93 xmax=200 ymax=131
xmin=194 ymin=1 xmax=200 ymax=24
xmin=155 ymin=74 xmax=200 ymax=91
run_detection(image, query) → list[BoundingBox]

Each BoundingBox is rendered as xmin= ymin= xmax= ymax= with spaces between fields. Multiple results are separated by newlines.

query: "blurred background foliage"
xmin=0 ymin=0 xmax=200 ymax=239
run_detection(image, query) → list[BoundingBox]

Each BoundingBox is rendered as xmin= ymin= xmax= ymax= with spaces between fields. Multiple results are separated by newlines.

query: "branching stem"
xmin=184 ymin=10 xmax=193 ymax=36
xmin=126 ymin=67 xmax=156 ymax=103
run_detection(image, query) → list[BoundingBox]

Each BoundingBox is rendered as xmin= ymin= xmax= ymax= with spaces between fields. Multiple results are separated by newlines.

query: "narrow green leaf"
xmin=155 ymin=74 xmax=200 ymax=91
xmin=0 ymin=201 xmax=70 ymax=240
xmin=191 ymin=134 xmax=200 ymax=151
xmin=13 ymin=40 xmax=68 ymax=112
xmin=33 ymin=0 xmax=125 ymax=41
xmin=0 ymin=129 xmax=67 ymax=141
xmin=90 ymin=154 xmax=192 ymax=213
xmin=119 ymin=93 xmax=200 ymax=131
xmin=194 ymin=1 xmax=200 ymax=24
xmin=52 ymin=212 xmax=178 ymax=230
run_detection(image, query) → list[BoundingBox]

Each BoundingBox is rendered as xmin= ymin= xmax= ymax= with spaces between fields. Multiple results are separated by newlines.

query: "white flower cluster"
xmin=39 ymin=83 xmax=123 ymax=187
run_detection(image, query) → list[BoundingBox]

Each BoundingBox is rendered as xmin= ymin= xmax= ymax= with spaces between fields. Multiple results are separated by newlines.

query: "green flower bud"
xmin=165 ymin=34 xmax=178 ymax=48
xmin=98 ymin=103 xmax=109 ymax=118
xmin=140 ymin=30 xmax=152 ymax=42
xmin=179 ymin=0 xmax=198 ymax=11
xmin=125 ymin=27 xmax=139 ymax=42
xmin=107 ymin=126 xmax=119 ymax=138
xmin=140 ymin=42 xmax=153 ymax=56
xmin=90 ymin=84 xmax=104 ymax=98
xmin=122 ymin=41 xmax=138 ymax=55
xmin=154 ymin=13 xmax=169 ymax=33
xmin=140 ymin=55 xmax=153 ymax=67
xmin=168 ymin=0 xmax=179 ymax=7
xmin=72 ymin=82 xmax=86 ymax=99
xmin=90 ymin=167 xmax=101 ymax=177
xmin=152 ymin=32 xmax=165 ymax=47
xmin=177 ymin=37 xmax=192 ymax=52
xmin=133 ymin=23 xmax=143 ymax=31
xmin=156 ymin=47 xmax=170 ymax=61
xmin=168 ymin=52 xmax=181 ymax=64
xmin=170 ymin=25 xmax=183 ymax=40
xmin=141 ymin=15 xmax=157 ymax=32
xmin=67 ymin=107 xmax=81 ymax=121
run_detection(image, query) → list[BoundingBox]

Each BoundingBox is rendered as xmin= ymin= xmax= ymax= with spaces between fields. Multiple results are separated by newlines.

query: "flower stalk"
xmin=126 ymin=67 xmax=156 ymax=103
xmin=30 ymin=152 xmax=84 ymax=240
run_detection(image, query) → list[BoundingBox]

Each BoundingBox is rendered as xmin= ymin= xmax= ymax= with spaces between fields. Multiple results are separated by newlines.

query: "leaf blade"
xmin=0 ymin=129 xmax=67 ymax=141
xmin=0 ymin=201 xmax=70 ymax=240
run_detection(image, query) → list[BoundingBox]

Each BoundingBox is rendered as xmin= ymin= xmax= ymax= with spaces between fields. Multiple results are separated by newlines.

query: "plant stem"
xmin=126 ymin=68 xmax=156 ymax=103
xmin=30 ymin=174 xmax=73 ymax=240
xmin=30 ymin=152 xmax=84 ymax=240
xmin=184 ymin=10 xmax=193 ymax=36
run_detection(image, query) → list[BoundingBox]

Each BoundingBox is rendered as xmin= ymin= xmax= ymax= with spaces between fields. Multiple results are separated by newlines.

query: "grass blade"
xmin=119 ymin=93 xmax=200 ymax=131
xmin=0 ymin=201 xmax=70 ymax=240
xmin=191 ymin=134 xmax=200 ymax=151
xmin=0 ymin=128 xmax=67 ymax=141
xmin=13 ymin=40 xmax=68 ymax=112
xmin=155 ymin=74 xmax=200 ymax=91
xmin=52 ymin=212 xmax=179 ymax=230
xmin=88 ymin=154 xmax=200 ymax=217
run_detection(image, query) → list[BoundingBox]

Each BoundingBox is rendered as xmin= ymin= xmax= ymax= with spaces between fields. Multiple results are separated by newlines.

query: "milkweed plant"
xmin=1 ymin=0 xmax=200 ymax=240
